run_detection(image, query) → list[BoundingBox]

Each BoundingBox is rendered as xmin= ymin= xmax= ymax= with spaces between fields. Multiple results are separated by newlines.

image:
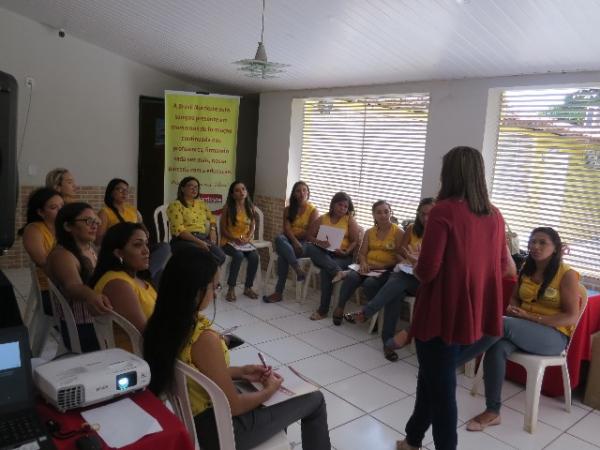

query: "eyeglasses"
xmin=74 ymin=217 xmax=101 ymax=227
xmin=114 ymin=187 xmax=129 ymax=194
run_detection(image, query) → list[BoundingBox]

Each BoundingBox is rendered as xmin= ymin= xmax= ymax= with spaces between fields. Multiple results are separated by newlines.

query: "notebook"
xmin=0 ymin=326 xmax=56 ymax=450
xmin=315 ymin=225 xmax=345 ymax=252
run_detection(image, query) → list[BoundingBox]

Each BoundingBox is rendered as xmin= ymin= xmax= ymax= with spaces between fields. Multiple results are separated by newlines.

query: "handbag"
xmin=506 ymin=223 xmax=520 ymax=255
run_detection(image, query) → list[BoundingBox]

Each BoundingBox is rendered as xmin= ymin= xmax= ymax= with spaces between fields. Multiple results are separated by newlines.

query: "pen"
xmin=258 ymin=352 xmax=268 ymax=368
xmin=220 ymin=325 xmax=239 ymax=335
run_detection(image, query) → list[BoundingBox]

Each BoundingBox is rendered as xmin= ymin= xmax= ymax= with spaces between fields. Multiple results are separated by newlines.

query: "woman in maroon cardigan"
xmin=398 ymin=146 xmax=510 ymax=450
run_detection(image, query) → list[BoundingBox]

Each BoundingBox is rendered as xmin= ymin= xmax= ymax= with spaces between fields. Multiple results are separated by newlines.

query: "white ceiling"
xmin=2 ymin=0 xmax=600 ymax=93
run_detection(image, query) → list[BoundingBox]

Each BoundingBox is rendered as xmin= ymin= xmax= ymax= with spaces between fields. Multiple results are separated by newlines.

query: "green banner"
xmin=164 ymin=91 xmax=239 ymax=210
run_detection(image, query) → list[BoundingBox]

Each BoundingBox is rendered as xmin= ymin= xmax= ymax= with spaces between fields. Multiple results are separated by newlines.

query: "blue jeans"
xmin=274 ymin=234 xmax=309 ymax=294
xmin=170 ymin=232 xmax=226 ymax=266
xmin=223 ymin=244 xmax=259 ymax=288
xmin=336 ymin=270 xmax=390 ymax=310
xmin=305 ymin=245 xmax=352 ymax=316
xmin=482 ymin=316 xmax=568 ymax=413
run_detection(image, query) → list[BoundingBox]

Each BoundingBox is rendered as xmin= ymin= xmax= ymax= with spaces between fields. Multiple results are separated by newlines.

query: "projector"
xmin=34 ymin=348 xmax=151 ymax=412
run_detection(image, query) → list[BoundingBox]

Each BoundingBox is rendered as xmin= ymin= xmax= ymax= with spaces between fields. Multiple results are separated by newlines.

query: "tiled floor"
xmin=5 ymin=268 xmax=600 ymax=450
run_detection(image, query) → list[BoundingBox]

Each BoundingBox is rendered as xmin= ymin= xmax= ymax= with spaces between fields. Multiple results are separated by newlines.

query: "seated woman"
xmin=96 ymin=178 xmax=170 ymax=283
xmin=18 ymin=188 xmax=64 ymax=315
xmin=167 ymin=176 xmax=225 ymax=265
xmin=305 ymin=192 xmax=360 ymax=321
xmin=344 ymin=197 xmax=435 ymax=361
xmin=263 ymin=181 xmax=319 ymax=303
xmin=332 ymin=200 xmax=403 ymax=326
xmin=45 ymin=168 xmax=78 ymax=204
xmin=220 ymin=181 xmax=260 ymax=301
xmin=143 ymin=246 xmax=330 ymax=450
xmin=89 ymin=222 xmax=156 ymax=352
xmin=46 ymin=203 xmax=113 ymax=352
xmin=466 ymin=227 xmax=581 ymax=432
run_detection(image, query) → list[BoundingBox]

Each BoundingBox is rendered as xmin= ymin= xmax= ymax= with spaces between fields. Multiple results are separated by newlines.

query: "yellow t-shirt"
xmin=366 ymin=224 xmax=399 ymax=267
xmin=321 ymin=214 xmax=350 ymax=251
xmin=99 ymin=204 xmax=139 ymax=228
xmin=167 ymin=199 xmax=216 ymax=236
xmin=407 ymin=226 xmax=422 ymax=252
xmin=519 ymin=262 xmax=580 ymax=337
xmin=28 ymin=222 xmax=55 ymax=291
xmin=179 ymin=316 xmax=230 ymax=416
xmin=289 ymin=203 xmax=316 ymax=238
xmin=94 ymin=271 xmax=156 ymax=351
xmin=220 ymin=208 xmax=253 ymax=247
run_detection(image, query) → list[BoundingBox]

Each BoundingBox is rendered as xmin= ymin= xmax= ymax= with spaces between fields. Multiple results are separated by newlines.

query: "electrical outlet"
xmin=25 ymin=76 xmax=35 ymax=88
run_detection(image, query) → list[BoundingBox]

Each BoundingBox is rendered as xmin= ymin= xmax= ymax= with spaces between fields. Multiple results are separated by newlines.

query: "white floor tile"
xmin=214 ymin=309 xmax=260 ymax=329
xmin=457 ymin=373 xmax=524 ymax=401
xmin=567 ymin=410 xmax=600 ymax=446
xmin=368 ymin=361 xmax=419 ymax=395
xmin=371 ymin=396 xmax=433 ymax=445
xmin=237 ymin=302 xmax=297 ymax=321
xmin=329 ymin=415 xmax=403 ymax=450
xmin=455 ymin=386 xmax=488 ymax=423
xmin=255 ymin=336 xmax=321 ymax=364
xmin=454 ymin=426 xmax=514 ymax=450
xmin=234 ymin=321 xmax=290 ymax=345
xmin=228 ymin=345 xmax=281 ymax=368
xmin=546 ymin=432 xmax=600 ymax=449
xmin=279 ymin=299 xmax=318 ymax=314
xmin=286 ymin=421 xmax=302 ymax=447
xmin=289 ymin=353 xmax=361 ymax=386
xmin=321 ymin=389 xmax=365 ymax=429
xmin=326 ymin=373 xmax=406 ymax=413
xmin=269 ymin=314 xmax=329 ymax=335
xmin=296 ymin=327 xmax=357 ymax=352
xmin=329 ymin=322 xmax=374 ymax=342
xmin=330 ymin=343 xmax=391 ymax=371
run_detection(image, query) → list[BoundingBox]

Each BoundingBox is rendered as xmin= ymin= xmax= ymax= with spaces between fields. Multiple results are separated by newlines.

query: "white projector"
xmin=34 ymin=348 xmax=151 ymax=411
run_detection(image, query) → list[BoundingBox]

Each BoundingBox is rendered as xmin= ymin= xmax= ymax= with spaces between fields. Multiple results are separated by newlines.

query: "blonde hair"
xmin=45 ymin=168 xmax=69 ymax=191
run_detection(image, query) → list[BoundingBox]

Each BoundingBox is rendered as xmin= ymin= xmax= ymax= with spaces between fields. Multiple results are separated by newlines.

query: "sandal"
xmin=397 ymin=440 xmax=420 ymax=450
xmin=343 ymin=311 xmax=365 ymax=324
xmin=331 ymin=270 xmax=349 ymax=284
xmin=244 ymin=287 xmax=259 ymax=299
xmin=225 ymin=288 xmax=236 ymax=302
xmin=466 ymin=413 xmax=501 ymax=431
xmin=332 ymin=307 xmax=344 ymax=326
xmin=383 ymin=346 xmax=399 ymax=362
xmin=385 ymin=330 xmax=409 ymax=350
xmin=309 ymin=311 xmax=326 ymax=321
xmin=262 ymin=292 xmax=283 ymax=303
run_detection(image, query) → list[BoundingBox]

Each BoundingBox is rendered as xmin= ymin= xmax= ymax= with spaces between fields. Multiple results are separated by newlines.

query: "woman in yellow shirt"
xmin=305 ymin=192 xmax=360 ymax=321
xmin=45 ymin=168 xmax=78 ymax=204
xmin=333 ymin=200 xmax=403 ymax=325
xmin=220 ymin=181 xmax=259 ymax=301
xmin=143 ymin=246 xmax=330 ymax=450
xmin=467 ymin=227 xmax=581 ymax=432
xmin=167 ymin=177 xmax=225 ymax=265
xmin=89 ymin=222 xmax=156 ymax=352
xmin=264 ymin=181 xmax=319 ymax=303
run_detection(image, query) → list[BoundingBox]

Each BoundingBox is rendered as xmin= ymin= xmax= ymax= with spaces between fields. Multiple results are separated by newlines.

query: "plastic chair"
xmin=24 ymin=260 xmax=53 ymax=356
xmin=153 ymin=204 xmax=171 ymax=244
xmin=47 ymin=280 xmax=82 ymax=354
xmin=471 ymin=284 xmax=589 ymax=433
xmin=93 ymin=311 xmax=143 ymax=357
xmin=171 ymin=361 xmax=290 ymax=450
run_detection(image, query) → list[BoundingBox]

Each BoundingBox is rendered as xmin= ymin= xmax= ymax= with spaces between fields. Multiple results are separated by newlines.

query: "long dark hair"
xmin=176 ymin=177 xmax=200 ymax=208
xmin=438 ymin=146 xmax=492 ymax=216
xmin=18 ymin=187 xmax=61 ymax=236
xmin=519 ymin=227 xmax=563 ymax=299
xmin=225 ymin=180 xmax=255 ymax=226
xmin=287 ymin=181 xmax=310 ymax=223
xmin=328 ymin=191 xmax=355 ymax=217
xmin=144 ymin=247 xmax=218 ymax=395
xmin=88 ymin=222 xmax=149 ymax=288
xmin=55 ymin=202 xmax=95 ymax=282
xmin=412 ymin=197 xmax=435 ymax=238
xmin=104 ymin=178 xmax=129 ymax=223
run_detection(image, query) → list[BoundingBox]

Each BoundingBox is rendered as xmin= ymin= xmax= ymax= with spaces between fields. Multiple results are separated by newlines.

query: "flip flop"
xmin=309 ymin=311 xmax=326 ymax=321
xmin=466 ymin=414 xmax=501 ymax=431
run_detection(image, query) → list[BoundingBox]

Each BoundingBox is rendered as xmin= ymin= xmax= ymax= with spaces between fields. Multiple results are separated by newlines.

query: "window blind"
xmin=491 ymin=87 xmax=600 ymax=280
xmin=300 ymin=95 xmax=430 ymax=228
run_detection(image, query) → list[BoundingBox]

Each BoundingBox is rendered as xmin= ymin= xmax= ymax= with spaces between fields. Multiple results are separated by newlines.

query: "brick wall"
xmin=0 ymin=185 xmax=136 ymax=270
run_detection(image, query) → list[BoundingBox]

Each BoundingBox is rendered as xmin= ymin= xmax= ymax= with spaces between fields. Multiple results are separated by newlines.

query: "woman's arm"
xmin=340 ymin=217 xmax=360 ymax=256
xmin=357 ymin=229 xmax=371 ymax=272
xmin=191 ymin=332 xmax=281 ymax=416
xmin=22 ymin=225 xmax=49 ymax=268
xmin=305 ymin=216 xmax=325 ymax=246
xmin=219 ymin=208 xmax=240 ymax=243
xmin=101 ymin=279 xmax=147 ymax=332
xmin=95 ymin=209 xmax=109 ymax=246
xmin=398 ymin=224 xmax=413 ymax=262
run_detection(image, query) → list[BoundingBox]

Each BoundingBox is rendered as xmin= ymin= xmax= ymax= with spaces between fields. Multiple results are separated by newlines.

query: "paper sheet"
xmin=348 ymin=263 xmax=385 ymax=277
xmin=316 ymin=225 xmax=345 ymax=251
xmin=231 ymin=242 xmax=255 ymax=252
xmin=250 ymin=366 xmax=319 ymax=407
xmin=81 ymin=397 xmax=163 ymax=448
xmin=394 ymin=263 xmax=414 ymax=275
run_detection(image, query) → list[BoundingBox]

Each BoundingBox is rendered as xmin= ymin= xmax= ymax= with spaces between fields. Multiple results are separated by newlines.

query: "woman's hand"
xmin=86 ymin=293 xmax=113 ymax=315
xmin=195 ymin=239 xmax=210 ymax=251
xmin=359 ymin=261 xmax=370 ymax=274
xmin=209 ymin=228 xmax=217 ymax=245
xmin=261 ymin=372 xmax=283 ymax=394
xmin=293 ymin=241 xmax=304 ymax=257
xmin=315 ymin=239 xmax=330 ymax=249
xmin=334 ymin=249 xmax=348 ymax=257
xmin=240 ymin=364 xmax=272 ymax=383
xmin=506 ymin=304 xmax=534 ymax=321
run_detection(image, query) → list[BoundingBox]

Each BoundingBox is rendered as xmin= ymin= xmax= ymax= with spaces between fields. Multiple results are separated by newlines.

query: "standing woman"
xmin=220 ymin=181 xmax=260 ymax=301
xmin=167 ymin=177 xmax=225 ymax=265
xmin=45 ymin=168 xmax=78 ymax=204
xmin=46 ymin=202 xmax=113 ymax=352
xmin=305 ymin=192 xmax=360 ymax=321
xmin=398 ymin=147 xmax=510 ymax=450
xmin=264 ymin=181 xmax=319 ymax=303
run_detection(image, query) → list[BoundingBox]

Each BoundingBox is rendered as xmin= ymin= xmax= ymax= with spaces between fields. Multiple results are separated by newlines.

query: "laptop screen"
xmin=0 ymin=327 xmax=34 ymax=413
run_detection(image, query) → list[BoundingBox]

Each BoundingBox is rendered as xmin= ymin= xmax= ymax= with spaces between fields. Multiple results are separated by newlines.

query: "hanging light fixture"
xmin=233 ymin=0 xmax=289 ymax=79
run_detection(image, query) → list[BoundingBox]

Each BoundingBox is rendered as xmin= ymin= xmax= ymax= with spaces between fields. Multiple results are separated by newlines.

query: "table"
xmin=36 ymin=390 xmax=194 ymax=450
xmin=506 ymin=292 xmax=600 ymax=397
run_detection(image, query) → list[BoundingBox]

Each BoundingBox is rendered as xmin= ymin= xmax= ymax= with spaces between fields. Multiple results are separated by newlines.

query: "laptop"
xmin=0 ymin=326 xmax=55 ymax=450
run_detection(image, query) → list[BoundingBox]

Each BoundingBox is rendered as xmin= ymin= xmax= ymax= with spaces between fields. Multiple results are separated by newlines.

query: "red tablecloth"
xmin=506 ymin=293 xmax=600 ymax=397
xmin=36 ymin=390 xmax=194 ymax=450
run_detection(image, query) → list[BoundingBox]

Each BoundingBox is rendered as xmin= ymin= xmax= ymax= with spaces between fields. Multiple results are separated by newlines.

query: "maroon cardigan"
xmin=412 ymin=198 xmax=509 ymax=345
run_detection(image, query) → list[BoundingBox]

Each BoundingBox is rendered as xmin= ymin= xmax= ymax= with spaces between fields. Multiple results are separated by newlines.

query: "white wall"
xmin=0 ymin=7 xmax=197 ymax=186
xmin=256 ymin=71 xmax=600 ymax=199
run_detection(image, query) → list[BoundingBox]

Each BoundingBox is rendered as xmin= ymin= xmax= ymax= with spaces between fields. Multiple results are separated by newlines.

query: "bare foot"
xmin=225 ymin=287 xmax=236 ymax=302
xmin=386 ymin=330 xmax=409 ymax=350
xmin=331 ymin=270 xmax=349 ymax=284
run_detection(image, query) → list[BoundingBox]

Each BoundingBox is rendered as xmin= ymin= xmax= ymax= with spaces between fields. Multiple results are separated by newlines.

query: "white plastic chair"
xmin=171 ymin=361 xmax=290 ymax=450
xmin=153 ymin=204 xmax=171 ymax=244
xmin=93 ymin=311 xmax=144 ymax=357
xmin=471 ymin=285 xmax=589 ymax=433
xmin=47 ymin=280 xmax=82 ymax=354
xmin=265 ymin=254 xmax=312 ymax=301
xmin=24 ymin=260 xmax=53 ymax=356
